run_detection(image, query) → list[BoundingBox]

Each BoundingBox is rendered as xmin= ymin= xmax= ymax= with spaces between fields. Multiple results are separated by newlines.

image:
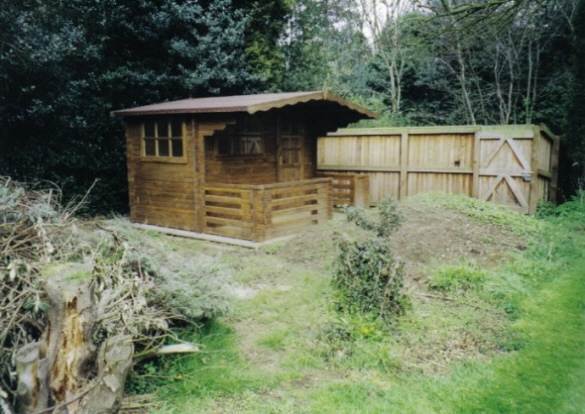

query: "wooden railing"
xmin=203 ymin=185 xmax=255 ymax=240
xmin=203 ymin=178 xmax=333 ymax=242
xmin=318 ymin=173 xmax=370 ymax=208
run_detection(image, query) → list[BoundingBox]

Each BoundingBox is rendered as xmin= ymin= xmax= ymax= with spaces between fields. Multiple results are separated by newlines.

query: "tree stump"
xmin=14 ymin=263 xmax=133 ymax=414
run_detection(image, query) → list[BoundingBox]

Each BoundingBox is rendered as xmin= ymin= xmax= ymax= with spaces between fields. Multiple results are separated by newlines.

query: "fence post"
xmin=528 ymin=126 xmax=541 ymax=214
xmin=399 ymin=132 xmax=408 ymax=200
xmin=472 ymin=130 xmax=481 ymax=198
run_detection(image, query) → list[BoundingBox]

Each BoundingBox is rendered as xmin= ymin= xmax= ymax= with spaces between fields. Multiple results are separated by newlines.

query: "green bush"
xmin=343 ymin=197 xmax=403 ymax=238
xmin=332 ymin=198 xmax=406 ymax=322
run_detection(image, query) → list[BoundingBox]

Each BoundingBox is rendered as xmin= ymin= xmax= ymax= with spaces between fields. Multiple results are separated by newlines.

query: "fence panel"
xmin=318 ymin=125 xmax=559 ymax=214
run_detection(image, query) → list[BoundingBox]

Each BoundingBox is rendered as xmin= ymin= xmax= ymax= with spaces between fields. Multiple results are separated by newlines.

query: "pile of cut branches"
xmin=0 ymin=177 xmax=230 ymax=413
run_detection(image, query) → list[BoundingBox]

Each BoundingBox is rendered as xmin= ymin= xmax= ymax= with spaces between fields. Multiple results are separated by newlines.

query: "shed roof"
xmin=112 ymin=91 xmax=378 ymax=120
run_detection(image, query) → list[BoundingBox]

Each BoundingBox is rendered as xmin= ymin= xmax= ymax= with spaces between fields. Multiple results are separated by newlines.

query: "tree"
xmin=280 ymin=0 xmax=369 ymax=92
xmin=563 ymin=0 xmax=585 ymax=189
xmin=233 ymin=0 xmax=291 ymax=87
xmin=404 ymin=0 xmax=576 ymax=126
xmin=356 ymin=0 xmax=412 ymax=116
xmin=0 ymin=0 xmax=286 ymax=213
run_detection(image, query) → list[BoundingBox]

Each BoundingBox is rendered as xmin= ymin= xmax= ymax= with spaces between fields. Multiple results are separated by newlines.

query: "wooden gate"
xmin=477 ymin=132 xmax=533 ymax=213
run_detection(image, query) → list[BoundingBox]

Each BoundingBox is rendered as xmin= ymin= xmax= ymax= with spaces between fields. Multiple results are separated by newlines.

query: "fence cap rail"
xmin=326 ymin=124 xmax=551 ymax=137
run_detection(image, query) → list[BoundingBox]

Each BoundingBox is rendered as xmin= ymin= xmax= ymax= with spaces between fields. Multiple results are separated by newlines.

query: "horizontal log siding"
xmin=203 ymin=185 xmax=254 ymax=240
xmin=204 ymin=178 xmax=332 ymax=241
xmin=318 ymin=125 xmax=559 ymax=214
xmin=204 ymin=122 xmax=278 ymax=185
xmin=126 ymin=119 xmax=197 ymax=231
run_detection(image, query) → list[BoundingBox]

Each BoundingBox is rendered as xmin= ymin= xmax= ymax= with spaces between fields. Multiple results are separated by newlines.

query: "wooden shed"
xmin=112 ymin=91 xmax=377 ymax=242
xmin=318 ymin=125 xmax=559 ymax=214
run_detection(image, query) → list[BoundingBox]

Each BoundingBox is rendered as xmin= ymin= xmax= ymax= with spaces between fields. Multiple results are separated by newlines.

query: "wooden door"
xmin=477 ymin=132 xmax=533 ymax=213
xmin=277 ymin=119 xmax=304 ymax=182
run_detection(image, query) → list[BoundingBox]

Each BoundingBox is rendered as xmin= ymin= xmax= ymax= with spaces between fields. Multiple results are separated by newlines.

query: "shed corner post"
xmin=125 ymin=122 xmax=137 ymax=223
xmin=193 ymin=120 xmax=206 ymax=233
xmin=327 ymin=178 xmax=334 ymax=219
xmin=250 ymin=186 xmax=268 ymax=243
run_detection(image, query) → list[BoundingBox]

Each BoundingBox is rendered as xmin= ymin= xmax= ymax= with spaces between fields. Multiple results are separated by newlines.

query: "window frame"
xmin=215 ymin=118 xmax=264 ymax=159
xmin=141 ymin=118 xmax=186 ymax=163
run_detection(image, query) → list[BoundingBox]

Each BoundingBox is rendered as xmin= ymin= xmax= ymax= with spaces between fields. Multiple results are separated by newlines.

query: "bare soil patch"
xmin=276 ymin=195 xmax=529 ymax=282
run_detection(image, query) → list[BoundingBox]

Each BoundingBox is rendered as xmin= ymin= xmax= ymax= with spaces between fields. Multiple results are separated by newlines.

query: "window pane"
xmin=284 ymin=149 xmax=299 ymax=164
xmin=171 ymin=139 xmax=183 ymax=157
xmin=243 ymin=136 xmax=261 ymax=154
xmin=144 ymin=121 xmax=155 ymax=137
xmin=158 ymin=139 xmax=169 ymax=156
xmin=157 ymin=121 xmax=168 ymax=138
xmin=144 ymin=138 xmax=156 ymax=156
xmin=171 ymin=120 xmax=182 ymax=137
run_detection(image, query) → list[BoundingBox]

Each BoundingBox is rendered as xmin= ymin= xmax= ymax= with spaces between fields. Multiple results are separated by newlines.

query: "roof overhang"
xmin=111 ymin=91 xmax=378 ymax=121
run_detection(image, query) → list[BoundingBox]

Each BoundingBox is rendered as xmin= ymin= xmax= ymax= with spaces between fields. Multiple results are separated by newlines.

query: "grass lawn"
xmin=127 ymin=194 xmax=585 ymax=414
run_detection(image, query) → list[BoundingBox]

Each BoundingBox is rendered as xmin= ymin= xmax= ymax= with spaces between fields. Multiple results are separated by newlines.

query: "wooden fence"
xmin=318 ymin=124 xmax=559 ymax=214
xmin=203 ymin=178 xmax=333 ymax=241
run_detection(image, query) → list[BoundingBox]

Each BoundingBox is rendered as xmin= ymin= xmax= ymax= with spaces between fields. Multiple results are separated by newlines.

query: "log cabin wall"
xmin=204 ymin=113 xmax=318 ymax=186
xmin=126 ymin=117 xmax=197 ymax=231
xmin=204 ymin=115 xmax=278 ymax=185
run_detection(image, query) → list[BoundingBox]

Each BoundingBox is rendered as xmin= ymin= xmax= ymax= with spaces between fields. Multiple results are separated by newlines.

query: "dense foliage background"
xmin=0 ymin=0 xmax=582 ymax=213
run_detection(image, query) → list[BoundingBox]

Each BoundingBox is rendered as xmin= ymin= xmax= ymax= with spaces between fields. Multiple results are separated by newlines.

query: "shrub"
xmin=332 ymin=198 xmax=406 ymax=323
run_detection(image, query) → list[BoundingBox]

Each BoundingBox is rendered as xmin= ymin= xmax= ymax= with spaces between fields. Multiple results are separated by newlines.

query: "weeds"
xmin=430 ymin=259 xmax=486 ymax=292
xmin=408 ymin=192 xmax=545 ymax=239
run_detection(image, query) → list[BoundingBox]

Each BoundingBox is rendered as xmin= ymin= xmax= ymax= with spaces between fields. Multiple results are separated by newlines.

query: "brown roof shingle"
xmin=112 ymin=91 xmax=378 ymax=119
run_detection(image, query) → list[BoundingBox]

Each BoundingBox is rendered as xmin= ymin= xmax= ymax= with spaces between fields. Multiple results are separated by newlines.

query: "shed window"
xmin=217 ymin=118 xmax=262 ymax=156
xmin=143 ymin=119 xmax=183 ymax=158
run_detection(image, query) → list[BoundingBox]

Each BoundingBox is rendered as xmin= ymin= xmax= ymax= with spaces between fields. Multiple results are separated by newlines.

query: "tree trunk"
xmin=14 ymin=263 xmax=133 ymax=414
xmin=78 ymin=335 xmax=133 ymax=414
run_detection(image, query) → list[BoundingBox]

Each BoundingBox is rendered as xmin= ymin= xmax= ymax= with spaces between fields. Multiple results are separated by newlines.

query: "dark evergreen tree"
xmin=0 ymin=0 xmax=287 ymax=213
xmin=563 ymin=0 xmax=585 ymax=191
